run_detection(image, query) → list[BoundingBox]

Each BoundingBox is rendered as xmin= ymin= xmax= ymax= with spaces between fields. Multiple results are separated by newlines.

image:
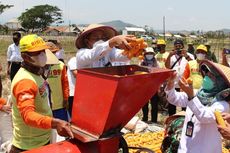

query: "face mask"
xmin=30 ymin=52 xmax=47 ymax=67
xmin=145 ymin=54 xmax=154 ymax=60
xmin=196 ymin=53 xmax=206 ymax=60
xmin=93 ymin=40 xmax=105 ymax=47
xmin=202 ymin=76 xmax=214 ymax=90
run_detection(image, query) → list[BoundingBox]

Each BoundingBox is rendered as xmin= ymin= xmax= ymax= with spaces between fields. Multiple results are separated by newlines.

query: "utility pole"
xmin=163 ymin=16 xmax=165 ymax=41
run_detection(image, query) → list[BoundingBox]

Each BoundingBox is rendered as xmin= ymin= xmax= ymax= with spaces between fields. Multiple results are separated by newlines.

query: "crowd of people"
xmin=1 ymin=24 xmax=230 ymax=153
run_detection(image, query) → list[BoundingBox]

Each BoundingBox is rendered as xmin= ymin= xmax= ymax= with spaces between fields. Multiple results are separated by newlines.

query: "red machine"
xmin=25 ymin=65 xmax=173 ymax=153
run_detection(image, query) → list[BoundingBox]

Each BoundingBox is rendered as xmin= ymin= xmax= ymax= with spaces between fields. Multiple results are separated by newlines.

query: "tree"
xmin=0 ymin=2 xmax=13 ymax=15
xmin=18 ymin=4 xmax=63 ymax=32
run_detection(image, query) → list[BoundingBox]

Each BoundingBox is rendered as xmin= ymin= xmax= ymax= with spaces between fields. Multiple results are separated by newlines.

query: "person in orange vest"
xmin=45 ymin=42 xmax=69 ymax=121
xmin=183 ymin=44 xmax=208 ymax=93
xmin=9 ymin=34 xmax=73 ymax=153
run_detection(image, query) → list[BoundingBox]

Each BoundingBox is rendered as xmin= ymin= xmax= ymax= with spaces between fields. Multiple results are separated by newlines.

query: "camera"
xmin=176 ymin=49 xmax=182 ymax=55
xmin=224 ymin=48 xmax=230 ymax=54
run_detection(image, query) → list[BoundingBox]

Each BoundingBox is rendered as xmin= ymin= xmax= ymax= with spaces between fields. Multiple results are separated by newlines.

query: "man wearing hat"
xmin=9 ymin=34 xmax=73 ymax=153
xmin=75 ymin=24 xmax=135 ymax=69
xmin=165 ymin=39 xmax=194 ymax=115
xmin=183 ymin=44 xmax=208 ymax=92
xmin=165 ymin=59 xmax=230 ymax=153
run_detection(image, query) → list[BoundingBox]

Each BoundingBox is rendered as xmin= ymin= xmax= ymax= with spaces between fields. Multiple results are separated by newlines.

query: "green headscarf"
xmin=197 ymin=65 xmax=229 ymax=106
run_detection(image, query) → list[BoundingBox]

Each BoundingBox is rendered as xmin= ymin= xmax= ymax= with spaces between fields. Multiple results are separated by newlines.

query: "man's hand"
xmin=1 ymin=105 xmax=11 ymax=114
xmin=217 ymin=122 xmax=230 ymax=140
xmin=109 ymin=35 xmax=136 ymax=50
xmin=51 ymin=118 xmax=74 ymax=139
xmin=181 ymin=50 xmax=191 ymax=60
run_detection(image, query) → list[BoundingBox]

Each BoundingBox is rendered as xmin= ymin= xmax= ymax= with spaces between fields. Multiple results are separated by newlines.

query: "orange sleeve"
xmin=13 ymin=79 xmax=52 ymax=129
xmin=183 ymin=63 xmax=190 ymax=79
xmin=0 ymin=98 xmax=6 ymax=110
xmin=61 ymin=65 xmax=69 ymax=101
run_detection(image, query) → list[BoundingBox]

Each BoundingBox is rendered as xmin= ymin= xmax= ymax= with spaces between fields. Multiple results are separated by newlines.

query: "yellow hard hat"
xmin=196 ymin=44 xmax=207 ymax=52
xmin=20 ymin=34 xmax=50 ymax=52
xmin=157 ymin=39 xmax=166 ymax=45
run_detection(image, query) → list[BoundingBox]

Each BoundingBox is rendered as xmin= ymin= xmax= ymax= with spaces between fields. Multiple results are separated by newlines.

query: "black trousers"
xmin=68 ymin=96 xmax=74 ymax=118
xmin=10 ymin=62 xmax=21 ymax=81
xmin=142 ymin=93 xmax=159 ymax=123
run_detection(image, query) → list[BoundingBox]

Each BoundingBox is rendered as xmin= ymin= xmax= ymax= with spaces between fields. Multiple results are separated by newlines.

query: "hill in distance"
xmin=77 ymin=20 xmax=230 ymax=34
xmin=100 ymin=20 xmax=138 ymax=31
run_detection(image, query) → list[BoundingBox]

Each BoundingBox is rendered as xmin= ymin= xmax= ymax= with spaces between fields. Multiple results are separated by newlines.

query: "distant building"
xmin=5 ymin=18 xmax=22 ymax=30
xmin=43 ymin=26 xmax=81 ymax=36
xmin=122 ymin=27 xmax=146 ymax=36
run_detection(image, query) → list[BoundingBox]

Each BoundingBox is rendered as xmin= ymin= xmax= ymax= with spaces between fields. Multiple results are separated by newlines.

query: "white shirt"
xmin=76 ymin=41 xmax=129 ymax=69
xmin=7 ymin=43 xmax=23 ymax=62
xmin=165 ymin=88 xmax=229 ymax=153
xmin=170 ymin=53 xmax=194 ymax=88
xmin=67 ymin=57 xmax=77 ymax=96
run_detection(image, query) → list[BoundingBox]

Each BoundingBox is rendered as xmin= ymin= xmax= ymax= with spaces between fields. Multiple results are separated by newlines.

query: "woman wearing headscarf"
xmin=165 ymin=59 xmax=230 ymax=153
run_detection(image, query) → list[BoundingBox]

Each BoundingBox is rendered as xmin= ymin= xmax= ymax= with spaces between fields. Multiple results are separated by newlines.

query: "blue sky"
xmin=0 ymin=0 xmax=229 ymax=31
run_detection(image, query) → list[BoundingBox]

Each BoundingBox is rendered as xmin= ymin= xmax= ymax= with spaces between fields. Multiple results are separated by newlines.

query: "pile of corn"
xmin=124 ymin=131 xmax=230 ymax=153
xmin=124 ymin=131 xmax=164 ymax=153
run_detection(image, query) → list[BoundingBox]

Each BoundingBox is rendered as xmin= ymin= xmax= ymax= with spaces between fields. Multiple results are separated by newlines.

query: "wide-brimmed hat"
xmin=20 ymin=34 xmax=59 ymax=65
xmin=46 ymin=42 xmax=59 ymax=52
xmin=200 ymin=60 xmax=230 ymax=87
xmin=165 ymin=111 xmax=185 ymax=125
xmin=144 ymin=47 xmax=155 ymax=54
xmin=75 ymin=24 xmax=118 ymax=49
